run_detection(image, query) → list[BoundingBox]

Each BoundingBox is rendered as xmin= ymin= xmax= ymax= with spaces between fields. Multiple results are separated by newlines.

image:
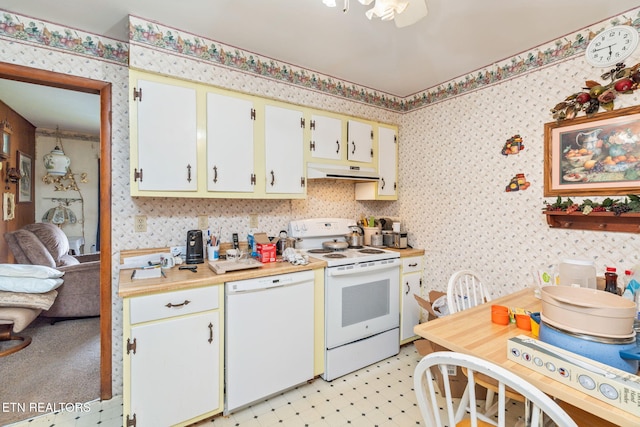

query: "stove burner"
xmin=359 ymin=248 xmax=384 ymax=254
xmin=324 ymin=253 xmax=347 ymax=259
xmin=307 ymin=249 xmax=332 ymax=254
xmin=349 ymin=245 xmax=364 ymax=249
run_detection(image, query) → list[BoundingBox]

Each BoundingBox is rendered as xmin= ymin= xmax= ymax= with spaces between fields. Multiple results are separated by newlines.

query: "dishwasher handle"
xmin=226 ymin=270 xmax=314 ymax=294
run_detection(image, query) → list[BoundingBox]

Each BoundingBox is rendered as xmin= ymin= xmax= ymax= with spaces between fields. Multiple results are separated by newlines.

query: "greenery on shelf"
xmin=543 ymin=195 xmax=640 ymax=216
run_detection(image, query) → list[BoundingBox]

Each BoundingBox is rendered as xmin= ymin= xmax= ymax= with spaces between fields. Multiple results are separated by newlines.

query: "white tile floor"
xmin=5 ymin=343 xmax=524 ymax=427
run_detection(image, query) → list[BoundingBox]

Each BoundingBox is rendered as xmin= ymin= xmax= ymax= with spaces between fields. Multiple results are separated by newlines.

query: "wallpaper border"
xmin=1 ymin=8 xmax=640 ymax=112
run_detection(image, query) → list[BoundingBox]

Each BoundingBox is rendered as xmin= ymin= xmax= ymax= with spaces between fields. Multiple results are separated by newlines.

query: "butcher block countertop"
xmin=118 ymin=253 xmax=327 ymax=298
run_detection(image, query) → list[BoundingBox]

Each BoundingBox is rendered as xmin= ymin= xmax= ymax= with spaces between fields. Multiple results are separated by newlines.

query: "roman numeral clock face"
xmin=586 ymin=25 xmax=639 ymax=67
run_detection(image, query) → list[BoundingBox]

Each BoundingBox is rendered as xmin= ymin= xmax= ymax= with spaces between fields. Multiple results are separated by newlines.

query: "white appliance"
xmin=225 ymin=270 xmax=315 ymax=414
xmin=289 ymin=218 xmax=400 ymax=381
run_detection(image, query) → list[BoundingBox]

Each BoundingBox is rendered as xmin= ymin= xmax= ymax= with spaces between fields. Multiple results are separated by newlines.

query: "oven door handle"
xmin=327 ymin=260 xmax=399 ymax=277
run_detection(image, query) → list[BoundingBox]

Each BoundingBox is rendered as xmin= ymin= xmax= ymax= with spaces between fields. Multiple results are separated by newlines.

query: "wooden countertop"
xmin=118 ymin=257 xmax=327 ymax=298
xmin=385 ymin=247 xmax=424 ymax=257
xmin=413 ymin=288 xmax=639 ymax=427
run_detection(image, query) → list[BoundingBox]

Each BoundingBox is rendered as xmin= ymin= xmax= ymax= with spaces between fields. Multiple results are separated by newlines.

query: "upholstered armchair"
xmin=4 ymin=223 xmax=100 ymax=318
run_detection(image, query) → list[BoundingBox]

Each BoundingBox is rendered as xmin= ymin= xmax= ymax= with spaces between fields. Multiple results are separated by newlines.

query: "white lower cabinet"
xmin=123 ymin=286 xmax=223 ymax=427
xmin=400 ymin=256 xmax=423 ymax=343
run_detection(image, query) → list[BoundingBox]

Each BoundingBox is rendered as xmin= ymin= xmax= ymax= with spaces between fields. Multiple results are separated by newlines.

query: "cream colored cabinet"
xmin=264 ymin=104 xmax=306 ymax=195
xmin=400 ymin=256 xmax=422 ymax=344
xmin=131 ymin=78 xmax=198 ymax=193
xmin=123 ymin=285 xmax=223 ymax=427
xmin=347 ymin=119 xmax=373 ymax=163
xmin=206 ymin=92 xmax=256 ymax=193
xmin=310 ymin=114 xmax=342 ymax=161
xmin=355 ymin=125 xmax=398 ymax=200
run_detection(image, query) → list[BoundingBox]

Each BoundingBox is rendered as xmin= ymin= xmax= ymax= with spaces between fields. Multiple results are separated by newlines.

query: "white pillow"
xmin=0 ymin=264 xmax=64 ymax=279
xmin=0 ymin=276 xmax=64 ymax=293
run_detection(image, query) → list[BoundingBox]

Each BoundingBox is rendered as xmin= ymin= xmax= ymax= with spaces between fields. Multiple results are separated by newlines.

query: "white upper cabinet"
xmin=264 ymin=105 xmax=305 ymax=195
xmin=347 ymin=119 xmax=373 ymax=163
xmin=310 ymin=114 xmax=342 ymax=160
xmin=134 ymin=79 xmax=198 ymax=192
xmin=206 ymin=92 xmax=255 ymax=193
xmin=377 ymin=126 xmax=398 ymax=197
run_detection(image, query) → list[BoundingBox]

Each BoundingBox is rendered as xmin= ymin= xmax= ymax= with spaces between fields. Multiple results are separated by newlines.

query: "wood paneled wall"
xmin=0 ymin=99 xmax=36 ymax=263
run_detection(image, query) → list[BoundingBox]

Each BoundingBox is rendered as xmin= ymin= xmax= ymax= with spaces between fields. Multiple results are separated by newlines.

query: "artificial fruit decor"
xmin=501 ymin=134 xmax=525 ymax=156
xmin=551 ymin=62 xmax=640 ymax=121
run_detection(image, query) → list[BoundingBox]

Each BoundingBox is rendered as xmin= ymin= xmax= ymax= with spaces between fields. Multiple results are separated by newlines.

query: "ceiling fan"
xmin=323 ymin=0 xmax=428 ymax=27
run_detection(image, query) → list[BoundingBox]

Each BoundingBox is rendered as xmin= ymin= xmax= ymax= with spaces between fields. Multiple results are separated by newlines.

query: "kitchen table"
xmin=413 ymin=287 xmax=639 ymax=427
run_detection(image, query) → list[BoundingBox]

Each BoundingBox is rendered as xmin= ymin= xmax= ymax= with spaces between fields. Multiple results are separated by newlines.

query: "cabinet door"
xmin=264 ymin=105 xmax=305 ymax=194
xmin=310 ymin=114 xmax=342 ymax=160
xmin=378 ymin=127 xmax=398 ymax=197
xmin=207 ymin=93 xmax=255 ymax=192
xmin=129 ymin=311 xmax=220 ymax=427
xmin=135 ymin=79 xmax=198 ymax=191
xmin=347 ymin=120 xmax=373 ymax=163
xmin=401 ymin=273 xmax=421 ymax=342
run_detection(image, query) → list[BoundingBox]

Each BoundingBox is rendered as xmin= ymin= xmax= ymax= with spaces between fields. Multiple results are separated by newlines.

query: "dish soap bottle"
xmin=604 ymin=266 xmax=618 ymax=294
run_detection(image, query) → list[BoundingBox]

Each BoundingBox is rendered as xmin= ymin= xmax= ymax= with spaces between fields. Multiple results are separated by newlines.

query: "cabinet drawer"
xmin=402 ymin=256 xmax=422 ymax=273
xmin=130 ymin=286 xmax=219 ymax=324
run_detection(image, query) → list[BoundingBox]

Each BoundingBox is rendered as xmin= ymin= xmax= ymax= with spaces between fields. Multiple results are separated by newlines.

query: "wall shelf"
xmin=543 ymin=211 xmax=640 ymax=233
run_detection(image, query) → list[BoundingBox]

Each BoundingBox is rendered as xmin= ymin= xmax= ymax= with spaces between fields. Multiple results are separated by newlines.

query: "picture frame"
xmin=17 ymin=151 xmax=32 ymax=203
xmin=544 ymin=105 xmax=640 ymax=196
xmin=0 ymin=120 xmax=11 ymax=160
xmin=3 ymin=192 xmax=15 ymax=221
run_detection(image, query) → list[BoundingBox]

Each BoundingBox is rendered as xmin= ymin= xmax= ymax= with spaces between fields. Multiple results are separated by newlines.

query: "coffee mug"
xmin=161 ymin=256 xmax=176 ymax=269
xmin=226 ymin=249 xmax=239 ymax=260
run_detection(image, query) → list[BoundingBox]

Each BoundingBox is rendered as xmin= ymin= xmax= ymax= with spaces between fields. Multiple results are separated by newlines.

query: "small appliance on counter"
xmin=393 ymin=231 xmax=408 ymax=249
xmin=186 ymin=229 xmax=204 ymax=264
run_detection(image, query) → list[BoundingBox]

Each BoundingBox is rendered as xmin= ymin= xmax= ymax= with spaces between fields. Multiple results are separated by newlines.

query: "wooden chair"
xmin=413 ymin=351 xmax=578 ymax=427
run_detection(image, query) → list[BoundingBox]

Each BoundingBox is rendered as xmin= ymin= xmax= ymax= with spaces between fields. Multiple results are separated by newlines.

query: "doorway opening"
xmin=0 ymin=62 xmax=113 ymax=401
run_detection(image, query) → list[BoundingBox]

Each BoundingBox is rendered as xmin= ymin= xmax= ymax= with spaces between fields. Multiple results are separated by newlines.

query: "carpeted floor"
xmin=0 ymin=316 xmax=100 ymax=426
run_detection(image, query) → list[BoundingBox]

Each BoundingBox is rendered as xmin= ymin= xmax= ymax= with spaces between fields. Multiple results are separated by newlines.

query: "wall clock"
xmin=585 ymin=25 xmax=639 ymax=67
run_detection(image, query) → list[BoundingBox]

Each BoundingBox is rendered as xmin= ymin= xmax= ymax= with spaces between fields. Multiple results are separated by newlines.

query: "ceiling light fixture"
xmin=322 ymin=0 xmax=427 ymax=27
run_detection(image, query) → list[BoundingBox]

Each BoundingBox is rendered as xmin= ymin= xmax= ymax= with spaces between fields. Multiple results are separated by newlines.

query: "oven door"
xmin=325 ymin=259 xmax=400 ymax=349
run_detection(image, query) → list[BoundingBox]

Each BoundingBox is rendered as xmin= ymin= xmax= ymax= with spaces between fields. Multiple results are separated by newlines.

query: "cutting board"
xmin=208 ymin=258 xmax=263 ymax=274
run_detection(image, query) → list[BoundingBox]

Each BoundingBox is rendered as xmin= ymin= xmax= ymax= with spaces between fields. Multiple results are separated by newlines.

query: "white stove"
xmin=288 ymin=218 xmax=399 ymax=267
xmin=289 ymin=218 xmax=400 ymax=381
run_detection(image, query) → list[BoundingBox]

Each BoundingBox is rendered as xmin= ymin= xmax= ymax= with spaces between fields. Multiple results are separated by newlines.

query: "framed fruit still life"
xmin=544 ymin=105 xmax=640 ymax=196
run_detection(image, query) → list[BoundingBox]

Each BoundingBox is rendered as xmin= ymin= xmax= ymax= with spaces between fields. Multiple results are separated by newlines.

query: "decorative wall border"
xmin=0 ymin=10 xmax=128 ymax=64
xmin=1 ymin=8 xmax=639 ymax=112
xmin=36 ymin=128 xmax=100 ymax=142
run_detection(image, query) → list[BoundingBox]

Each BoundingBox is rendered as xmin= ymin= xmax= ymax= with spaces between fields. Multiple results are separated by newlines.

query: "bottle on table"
xmin=604 ymin=266 xmax=618 ymax=294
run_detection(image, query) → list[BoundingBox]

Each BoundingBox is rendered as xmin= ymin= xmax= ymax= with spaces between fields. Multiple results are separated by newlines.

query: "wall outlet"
xmin=198 ymin=215 xmax=209 ymax=230
xmin=249 ymin=213 xmax=258 ymax=229
xmin=134 ymin=215 xmax=147 ymax=232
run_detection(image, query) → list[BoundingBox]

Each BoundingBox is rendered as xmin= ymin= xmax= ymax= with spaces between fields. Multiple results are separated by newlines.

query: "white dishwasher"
xmin=225 ymin=270 xmax=315 ymax=414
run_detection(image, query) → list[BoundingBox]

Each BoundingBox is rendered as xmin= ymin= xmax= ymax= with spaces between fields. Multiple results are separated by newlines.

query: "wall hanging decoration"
xmin=542 ymin=195 xmax=640 ymax=233
xmin=0 ymin=119 xmax=11 ymax=160
xmin=550 ymin=62 xmax=640 ymax=122
xmin=501 ymin=134 xmax=524 ymax=156
xmin=544 ymin=104 xmax=640 ymax=196
xmin=3 ymin=192 xmax=14 ymax=221
xmin=505 ymin=173 xmax=530 ymax=192
xmin=17 ymin=151 xmax=32 ymax=203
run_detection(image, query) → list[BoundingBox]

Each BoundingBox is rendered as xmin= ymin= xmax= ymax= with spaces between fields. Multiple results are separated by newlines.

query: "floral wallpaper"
xmin=3 ymin=4 xmax=640 ymax=405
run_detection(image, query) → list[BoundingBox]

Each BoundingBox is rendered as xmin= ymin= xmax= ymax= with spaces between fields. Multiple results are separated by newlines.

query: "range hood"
xmin=307 ymin=163 xmax=379 ymax=182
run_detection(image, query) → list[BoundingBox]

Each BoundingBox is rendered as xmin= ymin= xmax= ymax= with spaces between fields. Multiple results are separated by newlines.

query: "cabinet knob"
xmin=212 ymin=166 xmax=218 ymax=183
xmin=270 ymin=170 xmax=275 ymax=186
xmin=336 ymin=140 xmax=340 ymax=154
xmin=351 ymin=141 xmax=356 ymax=155
xmin=186 ymin=164 xmax=192 ymax=183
